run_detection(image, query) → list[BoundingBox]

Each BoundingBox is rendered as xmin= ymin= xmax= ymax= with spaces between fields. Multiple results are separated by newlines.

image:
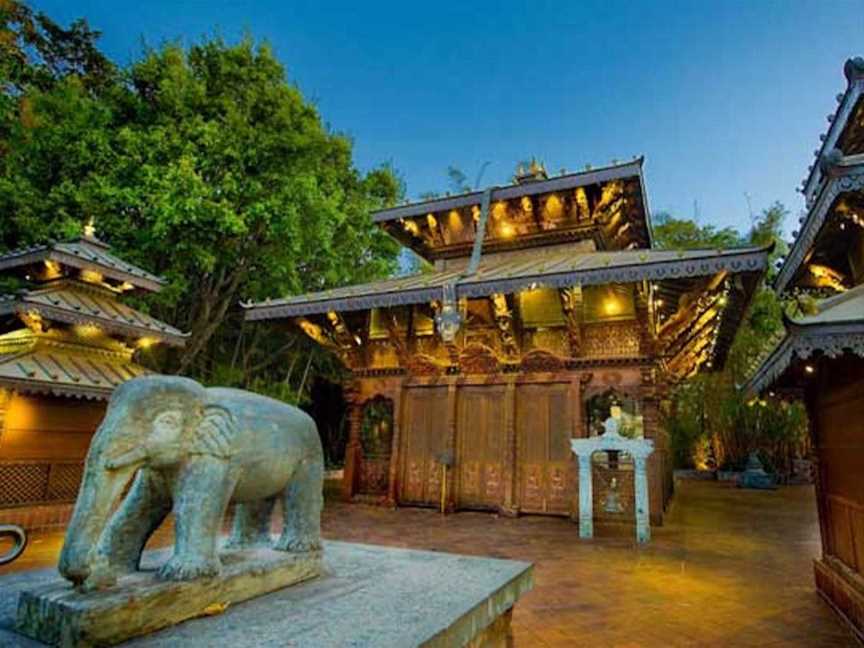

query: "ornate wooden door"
xmin=455 ymin=386 xmax=506 ymax=510
xmin=398 ymin=386 xmax=448 ymax=507
xmin=515 ymin=383 xmax=575 ymax=515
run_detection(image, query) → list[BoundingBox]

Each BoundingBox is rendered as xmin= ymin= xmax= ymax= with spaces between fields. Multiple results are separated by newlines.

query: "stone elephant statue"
xmin=59 ymin=375 xmax=324 ymax=591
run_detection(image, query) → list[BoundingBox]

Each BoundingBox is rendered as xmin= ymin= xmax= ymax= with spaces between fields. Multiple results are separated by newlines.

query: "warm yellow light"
xmin=500 ymin=222 xmax=515 ymax=238
xmin=43 ymin=260 xmax=62 ymax=279
xmin=426 ymin=213 xmax=438 ymax=230
xmin=807 ymin=264 xmax=846 ymax=292
xmin=717 ymin=295 xmax=728 ymax=307
xmin=492 ymin=201 xmax=507 ymax=221
xmin=137 ymin=337 xmax=155 ymax=349
xmin=75 ymin=324 xmax=101 ymax=338
xmin=804 ymin=364 xmax=815 ymax=374
xmin=83 ymin=216 xmax=96 ymax=238
xmin=401 ymin=219 xmax=420 ymax=236
xmin=520 ymin=196 xmax=532 ymax=213
xmin=603 ymin=297 xmax=622 ymax=316
xmin=471 ymin=205 xmax=481 ymax=222
xmin=80 ymin=269 xmax=104 ymax=285
xmin=544 ymin=194 xmax=563 ymax=221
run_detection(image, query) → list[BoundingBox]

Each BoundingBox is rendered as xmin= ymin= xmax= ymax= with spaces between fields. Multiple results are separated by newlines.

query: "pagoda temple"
xmin=0 ymin=226 xmax=186 ymax=527
xmin=246 ymin=157 xmax=770 ymax=529
xmin=747 ymin=57 xmax=864 ymax=640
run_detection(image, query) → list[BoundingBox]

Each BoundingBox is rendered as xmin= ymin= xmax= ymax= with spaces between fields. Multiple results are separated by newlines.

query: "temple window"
xmin=411 ymin=305 xmax=435 ymax=337
xmin=582 ymin=284 xmax=636 ymax=323
xmin=518 ymin=287 xmax=565 ymax=329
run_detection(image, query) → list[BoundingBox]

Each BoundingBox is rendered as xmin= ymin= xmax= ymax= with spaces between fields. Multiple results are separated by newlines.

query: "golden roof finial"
xmin=83 ymin=216 xmax=96 ymax=238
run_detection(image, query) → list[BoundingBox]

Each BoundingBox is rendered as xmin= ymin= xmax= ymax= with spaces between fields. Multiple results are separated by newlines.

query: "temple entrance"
xmin=398 ymin=386 xmax=448 ymax=506
xmin=515 ymin=383 xmax=574 ymax=515
xmin=455 ymin=386 xmax=506 ymax=510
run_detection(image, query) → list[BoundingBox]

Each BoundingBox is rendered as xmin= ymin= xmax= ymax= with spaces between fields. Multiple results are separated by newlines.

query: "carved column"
xmin=501 ymin=377 xmax=518 ymax=516
xmin=385 ymin=385 xmax=404 ymax=508
xmin=577 ymin=454 xmax=593 ymax=539
xmin=342 ymin=388 xmax=363 ymax=502
xmin=0 ymin=388 xmax=9 ymax=447
xmin=634 ymin=455 xmax=651 ymax=543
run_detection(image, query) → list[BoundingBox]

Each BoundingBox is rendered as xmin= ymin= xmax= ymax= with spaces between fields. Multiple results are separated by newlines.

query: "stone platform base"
xmin=15 ymin=544 xmax=322 ymax=646
xmin=814 ymin=556 xmax=864 ymax=643
xmin=0 ymin=540 xmax=533 ymax=647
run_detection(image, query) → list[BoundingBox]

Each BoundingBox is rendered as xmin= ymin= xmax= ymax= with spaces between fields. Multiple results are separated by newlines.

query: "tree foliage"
xmin=0 ymin=3 xmax=401 ymax=406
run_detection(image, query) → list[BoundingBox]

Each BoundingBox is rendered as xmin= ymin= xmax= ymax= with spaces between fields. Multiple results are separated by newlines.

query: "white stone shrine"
xmin=570 ymin=417 xmax=655 ymax=543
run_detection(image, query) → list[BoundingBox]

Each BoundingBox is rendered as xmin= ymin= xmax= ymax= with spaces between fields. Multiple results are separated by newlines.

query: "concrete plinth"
xmin=0 ymin=540 xmax=533 ymax=647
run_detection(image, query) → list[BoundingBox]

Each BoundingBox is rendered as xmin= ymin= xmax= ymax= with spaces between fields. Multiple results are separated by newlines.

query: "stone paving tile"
xmin=0 ymin=480 xmax=858 ymax=647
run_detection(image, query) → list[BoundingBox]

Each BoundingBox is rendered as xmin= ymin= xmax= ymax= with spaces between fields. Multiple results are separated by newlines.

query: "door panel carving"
xmin=516 ymin=383 xmax=576 ymax=515
xmin=398 ymin=387 xmax=448 ymax=506
xmin=456 ymin=386 xmax=506 ymax=510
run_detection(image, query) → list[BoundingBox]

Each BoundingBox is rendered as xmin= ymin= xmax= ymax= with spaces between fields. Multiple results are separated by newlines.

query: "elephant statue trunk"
xmin=59 ymin=418 xmax=141 ymax=586
xmin=57 ymin=375 xmax=324 ymax=591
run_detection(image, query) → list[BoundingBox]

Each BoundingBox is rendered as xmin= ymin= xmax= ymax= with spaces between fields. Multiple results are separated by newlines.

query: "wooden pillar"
xmin=444 ymin=380 xmax=458 ymax=513
xmin=342 ymin=392 xmax=363 ymax=502
xmin=642 ymin=396 xmax=664 ymax=526
xmin=501 ymin=377 xmax=518 ymax=516
xmin=385 ymin=385 xmax=404 ymax=508
xmin=569 ymin=375 xmax=587 ymax=522
xmin=0 ymin=388 xmax=9 ymax=453
xmin=805 ymin=388 xmax=832 ymax=559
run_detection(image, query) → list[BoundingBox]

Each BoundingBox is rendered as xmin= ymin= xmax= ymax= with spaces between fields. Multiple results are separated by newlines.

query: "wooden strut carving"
xmin=297 ymin=316 xmax=356 ymax=368
xmin=383 ymin=310 xmax=409 ymax=366
xmin=490 ymin=293 xmax=519 ymax=358
xmin=559 ymin=286 xmax=582 ymax=357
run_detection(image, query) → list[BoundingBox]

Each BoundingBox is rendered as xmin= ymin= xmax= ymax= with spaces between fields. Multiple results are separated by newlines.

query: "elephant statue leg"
xmin=158 ymin=457 xmax=235 ymax=581
xmin=225 ymin=497 xmax=276 ymax=549
xmin=274 ymin=458 xmax=323 ymax=553
xmin=87 ymin=469 xmax=172 ymax=589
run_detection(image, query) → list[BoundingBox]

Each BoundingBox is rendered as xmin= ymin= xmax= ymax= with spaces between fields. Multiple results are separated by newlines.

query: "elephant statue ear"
xmin=191 ymin=405 xmax=237 ymax=459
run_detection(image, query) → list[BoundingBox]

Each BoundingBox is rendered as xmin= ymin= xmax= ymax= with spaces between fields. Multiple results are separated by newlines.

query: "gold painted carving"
xmin=459 ymin=343 xmax=501 ymax=374
xmin=491 ymin=293 xmax=519 ymax=358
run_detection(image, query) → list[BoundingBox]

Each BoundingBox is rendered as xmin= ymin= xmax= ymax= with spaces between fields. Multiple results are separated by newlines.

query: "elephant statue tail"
xmin=0 ymin=524 xmax=27 ymax=566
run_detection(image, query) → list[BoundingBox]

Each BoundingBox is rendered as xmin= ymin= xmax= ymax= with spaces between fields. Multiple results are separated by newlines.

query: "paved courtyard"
xmin=1 ymin=480 xmax=856 ymax=647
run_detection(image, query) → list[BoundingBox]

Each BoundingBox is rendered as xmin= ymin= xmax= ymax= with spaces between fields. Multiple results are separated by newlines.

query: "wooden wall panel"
xmin=398 ymin=387 xmax=448 ymax=507
xmin=0 ymin=394 xmax=105 ymax=462
xmin=814 ymin=368 xmax=864 ymax=576
xmin=515 ymin=383 xmax=575 ymax=515
xmin=455 ymin=386 xmax=506 ymax=510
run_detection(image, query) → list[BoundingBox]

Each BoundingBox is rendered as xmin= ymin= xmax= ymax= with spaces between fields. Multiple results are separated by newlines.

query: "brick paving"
xmin=1 ymin=480 xmax=856 ymax=647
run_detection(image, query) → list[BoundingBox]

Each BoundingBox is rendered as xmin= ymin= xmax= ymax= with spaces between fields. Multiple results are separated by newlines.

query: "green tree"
xmin=0 ymin=24 xmax=402 ymax=398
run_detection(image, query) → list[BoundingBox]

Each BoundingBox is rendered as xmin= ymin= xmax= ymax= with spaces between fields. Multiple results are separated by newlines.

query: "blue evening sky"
xmin=39 ymin=1 xmax=863 ymax=236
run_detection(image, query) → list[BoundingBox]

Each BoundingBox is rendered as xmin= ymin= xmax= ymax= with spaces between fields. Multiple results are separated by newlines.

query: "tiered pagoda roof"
xmin=747 ymin=57 xmax=864 ymax=395
xmin=0 ymin=230 xmax=186 ymax=400
xmin=375 ymin=158 xmax=653 ymax=261
xmin=246 ymin=154 xmax=770 ymax=381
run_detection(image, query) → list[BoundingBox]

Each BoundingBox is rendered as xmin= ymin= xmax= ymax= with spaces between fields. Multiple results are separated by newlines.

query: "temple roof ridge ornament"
xmin=800 ymin=56 xmax=864 ymax=207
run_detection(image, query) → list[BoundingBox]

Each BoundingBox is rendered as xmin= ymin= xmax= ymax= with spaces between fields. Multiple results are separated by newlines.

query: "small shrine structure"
xmin=0 ymin=225 xmax=186 ymax=525
xmin=570 ymin=416 xmax=654 ymax=543
xmin=246 ymin=157 xmax=770 ymax=531
xmin=747 ymin=57 xmax=864 ymax=641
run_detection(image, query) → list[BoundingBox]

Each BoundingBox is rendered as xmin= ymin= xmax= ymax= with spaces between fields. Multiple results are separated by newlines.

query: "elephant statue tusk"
xmin=0 ymin=524 xmax=27 ymax=566
xmin=105 ymin=446 xmax=148 ymax=470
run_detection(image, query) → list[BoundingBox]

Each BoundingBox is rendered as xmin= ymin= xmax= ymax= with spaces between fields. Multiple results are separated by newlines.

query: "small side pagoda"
xmin=246 ymin=157 xmax=770 ymax=530
xmin=747 ymin=57 xmax=864 ymax=641
xmin=0 ymin=225 xmax=186 ymax=525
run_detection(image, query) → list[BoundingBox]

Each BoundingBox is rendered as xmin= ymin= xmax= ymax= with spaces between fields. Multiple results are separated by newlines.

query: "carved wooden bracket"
xmin=490 ymin=293 xmax=519 ymax=358
xmin=560 ymin=286 xmax=582 ymax=357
